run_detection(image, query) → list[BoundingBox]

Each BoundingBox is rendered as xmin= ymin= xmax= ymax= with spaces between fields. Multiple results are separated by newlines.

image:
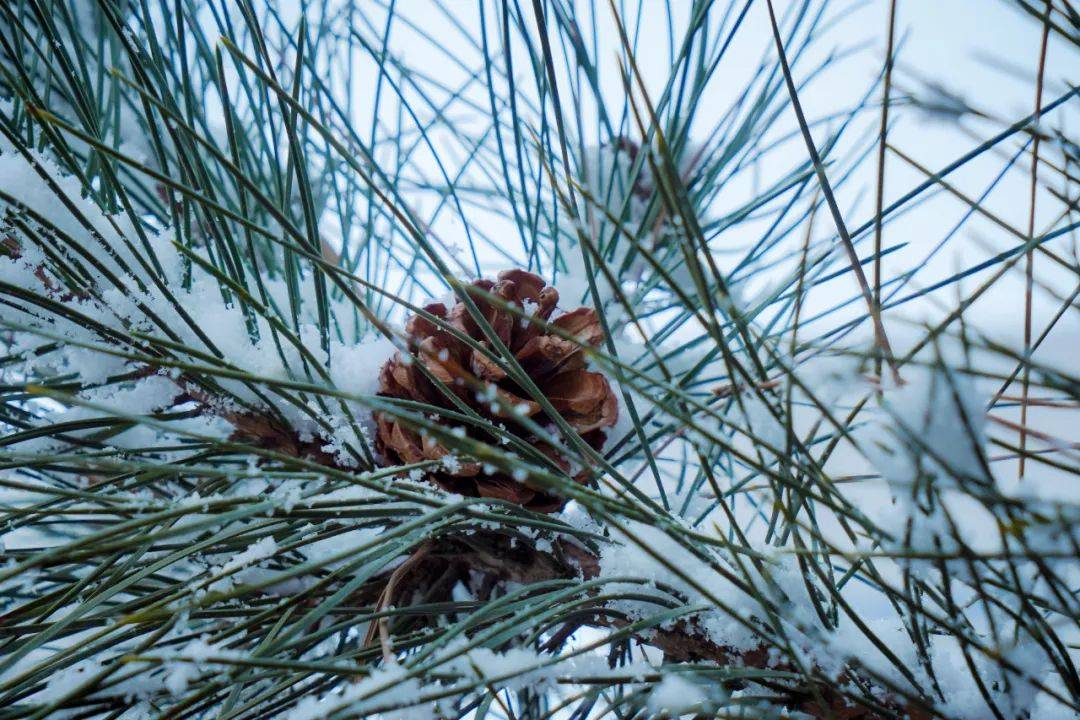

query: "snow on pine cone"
xmin=375 ymin=269 xmax=618 ymax=512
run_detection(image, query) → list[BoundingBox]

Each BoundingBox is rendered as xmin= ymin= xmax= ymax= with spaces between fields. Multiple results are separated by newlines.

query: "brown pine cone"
xmin=375 ymin=269 xmax=618 ymax=512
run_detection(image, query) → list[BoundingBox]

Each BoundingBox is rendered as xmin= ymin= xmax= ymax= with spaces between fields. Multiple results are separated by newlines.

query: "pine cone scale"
xmin=375 ymin=270 xmax=618 ymax=511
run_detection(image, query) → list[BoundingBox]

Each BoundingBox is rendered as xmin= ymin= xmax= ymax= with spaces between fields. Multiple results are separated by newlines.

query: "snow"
xmin=288 ymin=664 xmax=424 ymax=720
xmin=557 ymin=142 xmax=705 ymax=314
xmin=221 ymin=536 xmax=278 ymax=573
xmin=858 ymin=364 xmax=1002 ymax=566
xmin=431 ymin=641 xmax=657 ymax=697
xmin=446 ymin=646 xmax=555 ymax=691
xmin=163 ymin=638 xmax=238 ymax=696
xmin=863 ymin=364 xmax=990 ymax=497
xmin=440 ymin=454 xmax=461 ymax=473
xmin=738 ymin=395 xmax=786 ymax=451
xmin=597 ymin=520 xmax=771 ymax=653
xmin=193 ymin=536 xmax=284 ymax=595
xmin=40 ymin=659 xmax=97 ymax=706
xmin=1 ymin=13 xmax=1076 ymax=719
xmin=647 ymin=674 xmax=712 ymax=715
xmin=0 ymin=138 xmax=395 ymax=465
xmin=298 ymin=527 xmax=382 ymax=569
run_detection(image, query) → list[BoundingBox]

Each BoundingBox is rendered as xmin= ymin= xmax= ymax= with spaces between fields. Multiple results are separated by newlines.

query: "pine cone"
xmin=375 ymin=269 xmax=618 ymax=512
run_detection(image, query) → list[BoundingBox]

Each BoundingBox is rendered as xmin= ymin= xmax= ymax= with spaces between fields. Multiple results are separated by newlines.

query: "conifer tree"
xmin=0 ymin=2 xmax=1076 ymax=718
